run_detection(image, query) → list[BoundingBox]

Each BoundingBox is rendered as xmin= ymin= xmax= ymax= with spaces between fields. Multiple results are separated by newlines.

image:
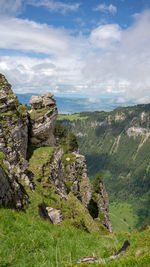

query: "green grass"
xmin=0 ymin=207 xmax=150 ymax=266
xmin=109 ymin=202 xmax=138 ymax=232
xmin=57 ymin=114 xmax=88 ymax=121
xmin=28 ymin=146 xmax=54 ymax=179
xmin=30 ymin=107 xmax=50 ymax=120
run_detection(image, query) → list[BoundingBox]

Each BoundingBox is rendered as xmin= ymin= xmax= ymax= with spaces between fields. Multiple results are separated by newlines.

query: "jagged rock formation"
xmin=62 ymin=153 xmax=112 ymax=231
xmin=48 ymin=147 xmax=67 ymax=197
xmin=0 ymin=74 xmax=34 ymax=208
xmin=0 ymin=74 xmax=112 ymax=232
xmin=29 ymin=94 xmax=57 ymax=146
xmin=63 ymin=153 xmax=92 ymax=207
xmin=96 ymin=181 xmax=113 ymax=233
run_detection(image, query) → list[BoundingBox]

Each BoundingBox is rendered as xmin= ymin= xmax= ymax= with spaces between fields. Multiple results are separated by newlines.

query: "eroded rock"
xmin=29 ymin=93 xmax=58 ymax=146
xmin=0 ymin=164 xmax=28 ymax=209
xmin=0 ymin=74 xmax=34 ymax=190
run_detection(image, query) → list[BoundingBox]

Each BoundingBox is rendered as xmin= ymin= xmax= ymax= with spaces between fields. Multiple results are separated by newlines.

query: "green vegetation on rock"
xmin=30 ymin=106 xmax=50 ymax=120
xmin=27 ymin=145 xmax=54 ymax=181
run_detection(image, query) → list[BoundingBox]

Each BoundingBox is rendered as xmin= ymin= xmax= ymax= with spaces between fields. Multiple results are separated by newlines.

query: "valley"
xmin=58 ymin=105 xmax=150 ymax=231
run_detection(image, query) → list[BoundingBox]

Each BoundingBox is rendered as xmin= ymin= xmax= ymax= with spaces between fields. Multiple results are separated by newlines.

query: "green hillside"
xmin=0 ymin=206 xmax=150 ymax=266
xmin=58 ymin=104 xmax=150 ymax=229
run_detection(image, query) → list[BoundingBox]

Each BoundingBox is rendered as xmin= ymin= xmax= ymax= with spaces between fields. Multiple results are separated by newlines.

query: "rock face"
xmin=62 ymin=153 xmax=112 ymax=231
xmin=29 ymin=94 xmax=58 ymax=146
xmin=48 ymin=147 xmax=67 ymax=197
xmin=0 ymin=73 xmax=112 ymax=232
xmin=0 ymin=158 xmax=28 ymax=209
xmin=0 ymin=74 xmax=34 ymax=194
xmin=63 ymin=153 xmax=92 ymax=207
xmin=96 ymin=181 xmax=113 ymax=233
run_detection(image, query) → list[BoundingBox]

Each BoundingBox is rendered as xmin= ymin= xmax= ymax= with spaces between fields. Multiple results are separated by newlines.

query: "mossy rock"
xmin=30 ymin=107 xmax=50 ymax=120
xmin=28 ymin=145 xmax=54 ymax=181
xmin=62 ymin=153 xmax=76 ymax=167
xmin=0 ymin=152 xmax=8 ymax=175
xmin=64 ymin=180 xmax=73 ymax=194
xmin=61 ymin=193 xmax=104 ymax=233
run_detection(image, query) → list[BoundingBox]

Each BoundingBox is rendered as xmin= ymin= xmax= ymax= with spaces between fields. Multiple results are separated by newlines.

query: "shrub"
xmin=93 ymin=173 xmax=103 ymax=193
xmin=54 ymin=122 xmax=67 ymax=139
xmin=66 ymin=133 xmax=78 ymax=152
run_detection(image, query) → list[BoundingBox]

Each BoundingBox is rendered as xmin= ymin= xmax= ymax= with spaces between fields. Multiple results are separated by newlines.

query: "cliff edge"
xmin=0 ymin=74 xmax=112 ymax=232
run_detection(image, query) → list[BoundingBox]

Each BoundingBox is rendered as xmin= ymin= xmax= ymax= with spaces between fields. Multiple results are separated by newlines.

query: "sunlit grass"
xmin=0 ymin=207 xmax=150 ymax=266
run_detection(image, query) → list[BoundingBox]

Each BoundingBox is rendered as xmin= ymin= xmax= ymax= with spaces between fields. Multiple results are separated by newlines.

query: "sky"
xmin=0 ymin=0 xmax=150 ymax=104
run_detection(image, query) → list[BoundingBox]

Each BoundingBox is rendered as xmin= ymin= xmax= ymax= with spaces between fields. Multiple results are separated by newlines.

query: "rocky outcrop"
xmin=127 ymin=127 xmax=150 ymax=137
xmin=0 ymin=73 xmax=112 ymax=233
xmin=96 ymin=181 xmax=113 ymax=233
xmin=29 ymin=94 xmax=58 ymax=146
xmin=0 ymin=74 xmax=34 ymax=191
xmin=48 ymin=147 xmax=67 ymax=197
xmin=0 ymin=157 xmax=28 ymax=209
xmin=63 ymin=153 xmax=92 ymax=207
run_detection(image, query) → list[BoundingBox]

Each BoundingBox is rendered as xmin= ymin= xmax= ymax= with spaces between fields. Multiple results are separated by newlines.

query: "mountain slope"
xmin=58 ymin=104 xmax=150 ymax=229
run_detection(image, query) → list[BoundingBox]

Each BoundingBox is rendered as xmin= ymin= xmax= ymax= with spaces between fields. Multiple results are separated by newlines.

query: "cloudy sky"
xmin=0 ymin=0 xmax=150 ymax=104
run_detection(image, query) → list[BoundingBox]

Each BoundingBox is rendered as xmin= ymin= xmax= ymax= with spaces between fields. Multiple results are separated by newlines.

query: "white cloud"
xmin=0 ymin=10 xmax=150 ymax=104
xmin=94 ymin=3 xmax=117 ymax=15
xmin=28 ymin=0 xmax=80 ymax=14
xmin=0 ymin=0 xmax=23 ymax=16
xmin=0 ymin=17 xmax=74 ymax=56
xmin=90 ymin=24 xmax=121 ymax=49
xmin=83 ymin=10 xmax=150 ymax=102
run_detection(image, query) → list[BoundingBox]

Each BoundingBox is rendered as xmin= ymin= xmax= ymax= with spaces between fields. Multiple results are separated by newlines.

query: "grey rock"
xmin=96 ymin=181 xmax=113 ymax=233
xmin=49 ymin=147 xmax=67 ymax=197
xmin=0 ymin=165 xmax=28 ymax=208
xmin=46 ymin=207 xmax=63 ymax=225
xmin=29 ymin=95 xmax=43 ymax=109
xmin=29 ymin=93 xmax=58 ymax=147
xmin=63 ymin=152 xmax=92 ymax=207
xmin=0 ymin=74 xmax=34 ymax=191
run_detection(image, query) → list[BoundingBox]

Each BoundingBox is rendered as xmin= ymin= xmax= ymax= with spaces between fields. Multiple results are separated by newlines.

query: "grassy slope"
xmin=0 ymin=133 xmax=150 ymax=266
xmin=0 ymin=207 xmax=150 ymax=266
xmin=109 ymin=202 xmax=138 ymax=232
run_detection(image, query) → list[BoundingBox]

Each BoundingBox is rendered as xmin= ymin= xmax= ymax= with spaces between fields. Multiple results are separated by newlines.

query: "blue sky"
xmin=0 ymin=0 xmax=150 ymax=104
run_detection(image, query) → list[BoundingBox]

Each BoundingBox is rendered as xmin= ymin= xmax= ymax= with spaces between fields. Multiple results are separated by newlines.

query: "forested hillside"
xmin=58 ymin=104 xmax=150 ymax=230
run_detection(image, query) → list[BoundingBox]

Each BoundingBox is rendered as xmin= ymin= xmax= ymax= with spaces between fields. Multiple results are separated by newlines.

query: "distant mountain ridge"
xmin=17 ymin=93 xmax=135 ymax=114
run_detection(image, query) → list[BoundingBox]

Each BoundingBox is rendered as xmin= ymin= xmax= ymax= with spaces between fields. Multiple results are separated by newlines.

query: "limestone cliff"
xmin=0 ymin=74 xmax=112 ymax=232
xmin=0 ymin=74 xmax=33 ymax=208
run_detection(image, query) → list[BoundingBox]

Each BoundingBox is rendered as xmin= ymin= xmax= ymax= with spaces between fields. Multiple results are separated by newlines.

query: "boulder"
xmin=46 ymin=207 xmax=63 ymax=225
xmin=29 ymin=95 xmax=43 ymax=109
xmin=38 ymin=202 xmax=63 ymax=225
